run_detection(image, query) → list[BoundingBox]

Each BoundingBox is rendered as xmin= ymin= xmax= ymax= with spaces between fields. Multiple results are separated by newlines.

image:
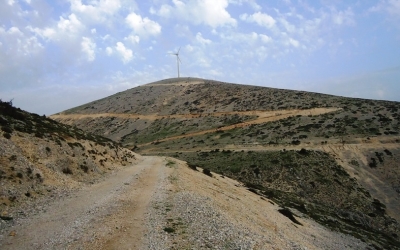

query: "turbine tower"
xmin=170 ymin=47 xmax=181 ymax=78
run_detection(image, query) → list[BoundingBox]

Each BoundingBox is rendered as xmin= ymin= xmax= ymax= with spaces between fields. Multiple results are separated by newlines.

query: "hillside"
xmin=51 ymin=77 xmax=400 ymax=249
xmin=0 ymin=100 xmax=373 ymax=249
xmin=0 ymin=99 xmax=138 ymax=223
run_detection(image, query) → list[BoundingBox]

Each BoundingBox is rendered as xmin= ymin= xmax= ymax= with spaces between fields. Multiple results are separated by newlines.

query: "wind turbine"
xmin=170 ymin=47 xmax=181 ymax=78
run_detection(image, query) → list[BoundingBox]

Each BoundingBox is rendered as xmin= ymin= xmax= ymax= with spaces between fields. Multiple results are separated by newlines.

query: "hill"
xmin=51 ymin=77 xmax=400 ymax=249
xmin=0 ymin=99 xmax=138 ymax=222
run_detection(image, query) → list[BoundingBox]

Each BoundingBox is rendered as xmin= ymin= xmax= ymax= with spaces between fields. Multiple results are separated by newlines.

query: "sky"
xmin=1 ymin=0 xmax=400 ymax=115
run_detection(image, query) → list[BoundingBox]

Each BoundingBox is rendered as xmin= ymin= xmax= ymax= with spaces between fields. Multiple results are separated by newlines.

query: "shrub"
xmin=369 ymin=158 xmax=378 ymax=168
xmin=202 ymin=168 xmax=213 ymax=177
xmin=3 ymin=133 xmax=11 ymax=139
xmin=291 ymin=140 xmax=301 ymax=145
xmin=188 ymin=164 xmax=197 ymax=171
xmin=1 ymin=126 xmax=12 ymax=133
xmin=163 ymin=227 xmax=175 ymax=233
xmin=298 ymin=148 xmax=309 ymax=155
xmin=166 ymin=160 xmax=175 ymax=167
xmin=278 ymin=208 xmax=303 ymax=225
xmin=62 ymin=167 xmax=73 ymax=174
xmin=80 ymin=165 xmax=89 ymax=173
xmin=384 ymin=149 xmax=392 ymax=156
xmin=36 ymin=173 xmax=43 ymax=181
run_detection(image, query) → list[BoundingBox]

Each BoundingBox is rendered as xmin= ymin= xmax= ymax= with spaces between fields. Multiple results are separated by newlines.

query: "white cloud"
xmin=196 ymin=32 xmax=212 ymax=45
xmin=369 ymin=0 xmax=400 ymax=19
xmin=152 ymin=0 xmax=236 ymax=28
xmin=0 ymin=26 xmax=43 ymax=57
xmin=115 ymin=42 xmax=133 ymax=63
xmin=278 ymin=17 xmax=296 ymax=33
xmin=57 ymin=13 xmax=84 ymax=37
xmin=220 ymin=31 xmax=260 ymax=44
xmin=240 ymin=12 xmax=276 ymax=29
xmin=81 ymin=37 xmax=96 ymax=61
xmin=260 ymin=34 xmax=272 ymax=43
xmin=124 ymin=34 xmax=140 ymax=44
xmin=106 ymin=46 xmax=113 ymax=55
xmin=229 ymin=0 xmax=261 ymax=11
xmin=8 ymin=26 xmax=23 ymax=35
xmin=31 ymin=13 xmax=84 ymax=42
xmin=70 ymin=0 xmax=121 ymax=24
xmin=288 ymin=38 xmax=299 ymax=47
xmin=331 ymin=8 xmax=355 ymax=26
xmin=387 ymin=0 xmax=400 ymax=16
xmin=125 ymin=12 xmax=161 ymax=37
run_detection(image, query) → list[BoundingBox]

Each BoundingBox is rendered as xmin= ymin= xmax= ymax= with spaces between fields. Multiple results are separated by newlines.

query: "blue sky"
xmin=1 ymin=0 xmax=399 ymax=115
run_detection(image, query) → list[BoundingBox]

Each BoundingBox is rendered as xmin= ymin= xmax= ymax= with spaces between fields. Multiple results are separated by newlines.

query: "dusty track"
xmin=51 ymin=108 xmax=340 ymax=147
xmin=0 ymin=156 xmax=169 ymax=250
xmin=136 ymin=108 xmax=340 ymax=146
xmin=50 ymin=108 xmax=339 ymax=121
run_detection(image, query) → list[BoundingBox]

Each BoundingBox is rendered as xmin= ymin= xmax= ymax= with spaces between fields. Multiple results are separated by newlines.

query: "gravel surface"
xmin=141 ymin=160 xmax=371 ymax=250
xmin=1 ymin=156 xmax=372 ymax=249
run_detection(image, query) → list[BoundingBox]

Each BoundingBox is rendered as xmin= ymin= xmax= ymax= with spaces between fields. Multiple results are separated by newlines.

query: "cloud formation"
xmin=126 ymin=12 xmax=162 ymax=37
xmin=115 ymin=42 xmax=133 ymax=63
xmin=240 ymin=12 xmax=276 ymax=29
xmin=151 ymin=0 xmax=237 ymax=28
xmin=0 ymin=0 xmax=399 ymax=115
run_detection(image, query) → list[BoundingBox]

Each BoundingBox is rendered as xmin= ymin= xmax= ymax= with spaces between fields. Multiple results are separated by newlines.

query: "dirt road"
xmin=0 ymin=156 xmax=171 ymax=250
xmin=50 ymin=107 xmax=339 ymax=122
xmin=0 ymin=155 xmax=371 ymax=249
xmin=135 ymin=108 xmax=340 ymax=146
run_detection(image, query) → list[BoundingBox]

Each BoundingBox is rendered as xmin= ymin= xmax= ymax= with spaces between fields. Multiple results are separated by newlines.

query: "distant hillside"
xmin=52 ymin=78 xmax=400 ymax=249
xmin=0 ymin=100 xmax=138 ymax=217
xmin=53 ymin=78 xmax=399 ymax=147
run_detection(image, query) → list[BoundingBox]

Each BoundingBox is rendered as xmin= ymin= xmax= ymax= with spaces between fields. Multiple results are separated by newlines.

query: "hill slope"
xmin=52 ymin=78 xmax=400 ymax=248
xmin=0 ymin=99 xmax=138 ymax=223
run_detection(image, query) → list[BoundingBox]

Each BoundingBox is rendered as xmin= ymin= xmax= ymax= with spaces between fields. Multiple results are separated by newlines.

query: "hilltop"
xmin=51 ymin=77 xmax=400 ymax=248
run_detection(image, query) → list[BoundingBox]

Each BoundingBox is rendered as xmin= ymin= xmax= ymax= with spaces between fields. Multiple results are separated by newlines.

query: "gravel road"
xmin=0 ymin=156 xmax=371 ymax=249
xmin=0 ymin=156 xmax=170 ymax=250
